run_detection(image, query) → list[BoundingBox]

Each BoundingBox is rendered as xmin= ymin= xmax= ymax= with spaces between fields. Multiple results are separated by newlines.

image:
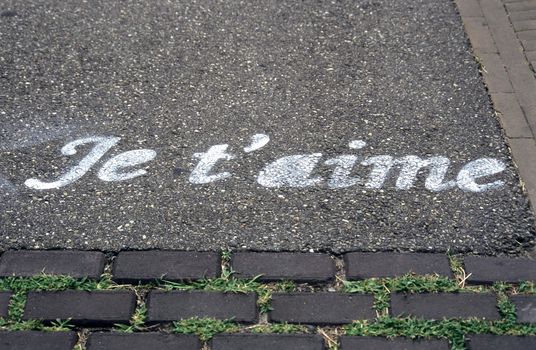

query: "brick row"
xmin=19 ymin=289 xmax=534 ymax=325
xmin=0 ymin=250 xmax=535 ymax=286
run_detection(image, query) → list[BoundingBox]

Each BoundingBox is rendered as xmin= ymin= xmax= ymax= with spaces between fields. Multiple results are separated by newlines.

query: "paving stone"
xmin=481 ymin=0 xmax=512 ymax=27
xmin=518 ymin=29 xmax=536 ymax=40
xmin=344 ymin=252 xmax=452 ymax=279
xmin=147 ymin=290 xmax=257 ymax=323
xmin=269 ymin=292 xmax=375 ymax=325
xmin=522 ymin=39 xmax=536 ymax=50
xmin=339 ymin=336 xmax=450 ymax=350
xmin=509 ymin=138 xmax=536 ymax=208
xmin=477 ymin=53 xmax=514 ymax=92
xmin=511 ymin=295 xmax=536 ymax=323
xmin=454 ymin=0 xmax=484 ymax=17
xmin=464 ymin=255 xmax=536 ymax=283
xmin=463 ymin=17 xmax=497 ymax=54
xmin=0 ymin=292 xmax=10 ymax=318
xmin=0 ymin=331 xmax=78 ymax=350
xmin=112 ymin=251 xmax=220 ymax=283
xmin=490 ymin=93 xmax=533 ymax=138
xmin=23 ymin=290 xmax=136 ymax=326
xmin=390 ymin=293 xmax=500 ymax=320
xmin=231 ymin=252 xmax=335 ymax=282
xmin=466 ymin=334 xmax=536 ymax=349
xmin=509 ymin=9 xmax=536 ymax=21
xmin=211 ymin=334 xmax=325 ymax=350
xmin=513 ymin=19 xmax=536 ymax=31
xmin=506 ymin=0 xmax=536 ymax=12
xmin=0 ymin=250 xmax=106 ymax=278
xmin=86 ymin=332 xmax=201 ymax=350
xmin=526 ymin=50 xmax=536 ymax=60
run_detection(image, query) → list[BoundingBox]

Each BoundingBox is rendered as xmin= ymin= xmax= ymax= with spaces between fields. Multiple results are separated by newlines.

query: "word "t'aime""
xmin=22 ymin=134 xmax=506 ymax=193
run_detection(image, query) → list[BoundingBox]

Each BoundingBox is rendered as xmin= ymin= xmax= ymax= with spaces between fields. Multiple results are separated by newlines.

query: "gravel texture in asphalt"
xmin=0 ymin=0 xmax=534 ymax=254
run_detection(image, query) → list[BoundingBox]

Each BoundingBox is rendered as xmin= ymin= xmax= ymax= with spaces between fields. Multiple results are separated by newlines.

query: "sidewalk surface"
xmin=1 ymin=0 xmax=536 ymax=349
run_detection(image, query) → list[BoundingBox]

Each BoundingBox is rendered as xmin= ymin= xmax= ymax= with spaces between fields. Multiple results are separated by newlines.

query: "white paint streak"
xmin=189 ymin=144 xmax=235 ymax=184
xmin=361 ymin=155 xmax=394 ymax=189
xmin=98 ymin=149 xmax=157 ymax=182
xmin=244 ymin=133 xmax=270 ymax=153
xmin=457 ymin=158 xmax=506 ymax=192
xmin=24 ymin=136 xmax=120 ymax=190
xmin=324 ymin=155 xmax=360 ymax=188
xmin=394 ymin=156 xmax=456 ymax=191
xmin=349 ymin=140 xmax=367 ymax=149
xmin=257 ymin=153 xmax=323 ymax=188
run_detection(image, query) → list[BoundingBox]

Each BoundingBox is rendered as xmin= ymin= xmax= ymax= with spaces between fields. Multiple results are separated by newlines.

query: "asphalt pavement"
xmin=0 ymin=0 xmax=534 ymax=254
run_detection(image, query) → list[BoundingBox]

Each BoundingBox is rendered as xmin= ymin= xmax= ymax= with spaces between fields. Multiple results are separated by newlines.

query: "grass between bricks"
xmin=0 ymin=253 xmax=534 ymax=350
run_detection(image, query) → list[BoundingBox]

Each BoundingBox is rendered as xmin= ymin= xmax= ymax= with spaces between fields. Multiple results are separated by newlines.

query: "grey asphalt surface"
xmin=0 ymin=0 xmax=534 ymax=254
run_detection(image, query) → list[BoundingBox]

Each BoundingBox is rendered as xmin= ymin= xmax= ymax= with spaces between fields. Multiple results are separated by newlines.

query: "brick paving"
xmin=0 ymin=250 xmax=533 ymax=349
xmin=456 ymin=0 xmax=536 ymax=220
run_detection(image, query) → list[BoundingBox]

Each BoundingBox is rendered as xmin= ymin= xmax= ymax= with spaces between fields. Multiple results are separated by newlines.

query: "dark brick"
xmin=269 ymin=292 xmax=375 ymax=325
xmin=113 ymin=251 xmax=220 ymax=283
xmin=212 ymin=334 xmax=325 ymax=350
xmin=464 ymin=256 xmax=536 ymax=283
xmin=23 ymin=290 xmax=136 ymax=326
xmin=231 ymin=252 xmax=335 ymax=282
xmin=86 ymin=332 xmax=200 ymax=350
xmin=466 ymin=334 xmax=536 ymax=349
xmin=340 ymin=336 xmax=450 ymax=350
xmin=0 ymin=250 xmax=105 ymax=279
xmin=511 ymin=295 xmax=536 ymax=323
xmin=391 ymin=293 xmax=500 ymax=320
xmin=0 ymin=292 xmax=11 ymax=318
xmin=344 ymin=252 xmax=452 ymax=279
xmin=0 ymin=331 xmax=77 ymax=350
xmin=147 ymin=290 xmax=257 ymax=323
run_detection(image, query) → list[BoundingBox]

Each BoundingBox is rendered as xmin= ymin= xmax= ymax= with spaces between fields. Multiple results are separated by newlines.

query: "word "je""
xmin=22 ymin=134 xmax=506 ymax=193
